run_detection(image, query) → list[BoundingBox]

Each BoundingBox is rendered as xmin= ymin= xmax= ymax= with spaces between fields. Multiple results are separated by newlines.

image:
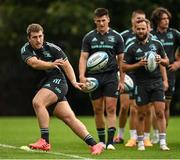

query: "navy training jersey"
xmin=81 ymin=28 xmax=124 ymax=73
xmin=151 ymin=28 xmax=180 ymax=64
xmin=121 ymin=29 xmax=136 ymax=47
xmin=20 ymin=42 xmax=67 ymax=76
xmin=124 ymin=36 xmax=167 ymax=85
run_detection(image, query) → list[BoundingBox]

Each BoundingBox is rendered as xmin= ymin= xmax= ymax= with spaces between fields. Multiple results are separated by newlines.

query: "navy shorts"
xmin=88 ymin=70 xmax=119 ymax=100
xmin=39 ymin=74 xmax=68 ymax=102
xmin=135 ymin=80 xmax=165 ymax=106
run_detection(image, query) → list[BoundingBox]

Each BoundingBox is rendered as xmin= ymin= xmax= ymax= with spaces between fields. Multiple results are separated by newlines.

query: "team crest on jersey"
xmin=149 ymin=44 xmax=157 ymax=51
xmin=108 ymin=36 xmax=115 ymax=42
xmin=167 ymin=32 xmax=173 ymax=39
xmin=43 ymin=51 xmax=52 ymax=58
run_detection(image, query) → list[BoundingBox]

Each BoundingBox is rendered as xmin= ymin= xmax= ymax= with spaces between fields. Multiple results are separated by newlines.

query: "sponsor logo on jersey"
xmin=136 ymin=48 xmax=142 ymax=53
xmin=92 ymin=37 xmax=98 ymax=42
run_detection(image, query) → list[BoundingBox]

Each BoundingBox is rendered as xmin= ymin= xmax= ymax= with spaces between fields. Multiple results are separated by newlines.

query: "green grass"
xmin=0 ymin=116 xmax=180 ymax=159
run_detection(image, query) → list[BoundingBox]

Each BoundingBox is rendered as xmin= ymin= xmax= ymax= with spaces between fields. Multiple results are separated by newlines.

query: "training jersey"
xmin=151 ymin=28 xmax=180 ymax=64
xmin=20 ymin=42 xmax=67 ymax=77
xmin=120 ymin=29 xmax=136 ymax=80
xmin=124 ymin=36 xmax=166 ymax=85
xmin=121 ymin=29 xmax=136 ymax=47
xmin=81 ymin=28 xmax=124 ymax=74
xmin=151 ymin=28 xmax=180 ymax=81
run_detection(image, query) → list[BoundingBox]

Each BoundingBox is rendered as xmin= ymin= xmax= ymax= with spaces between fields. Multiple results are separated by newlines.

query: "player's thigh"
xmin=54 ymin=101 xmax=76 ymax=120
xmin=120 ymin=93 xmax=130 ymax=109
xmin=33 ymin=88 xmax=58 ymax=107
xmin=92 ymin=97 xmax=104 ymax=112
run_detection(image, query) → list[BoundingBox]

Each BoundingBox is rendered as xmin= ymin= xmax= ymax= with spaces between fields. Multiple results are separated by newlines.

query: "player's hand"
xmin=139 ymin=57 xmax=147 ymax=67
xmin=168 ymin=61 xmax=179 ymax=72
xmin=71 ymin=81 xmax=85 ymax=90
xmin=54 ymin=58 xmax=67 ymax=67
xmin=163 ymin=80 xmax=169 ymax=91
xmin=118 ymin=82 xmax=125 ymax=93
xmin=156 ymin=55 xmax=162 ymax=64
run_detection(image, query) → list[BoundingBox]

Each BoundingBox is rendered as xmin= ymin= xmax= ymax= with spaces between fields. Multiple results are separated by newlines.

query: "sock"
xmin=153 ymin=129 xmax=159 ymax=137
xmin=107 ymin=127 xmax=116 ymax=145
xmin=159 ymin=133 xmax=166 ymax=146
xmin=84 ymin=134 xmax=97 ymax=146
xmin=40 ymin=128 xmax=49 ymax=143
xmin=97 ymin=128 xmax=105 ymax=144
xmin=137 ymin=135 xmax=144 ymax=147
xmin=118 ymin=128 xmax=124 ymax=138
xmin=144 ymin=132 xmax=150 ymax=140
xmin=130 ymin=129 xmax=137 ymax=140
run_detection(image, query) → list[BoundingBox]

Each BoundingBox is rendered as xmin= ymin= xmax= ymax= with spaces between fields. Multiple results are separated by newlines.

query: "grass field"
xmin=0 ymin=116 xmax=180 ymax=159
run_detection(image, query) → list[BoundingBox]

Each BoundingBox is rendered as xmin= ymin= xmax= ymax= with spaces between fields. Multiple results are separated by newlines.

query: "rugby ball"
xmin=144 ymin=51 xmax=158 ymax=72
xmin=118 ymin=72 xmax=134 ymax=93
xmin=87 ymin=51 xmax=109 ymax=71
xmin=82 ymin=77 xmax=99 ymax=93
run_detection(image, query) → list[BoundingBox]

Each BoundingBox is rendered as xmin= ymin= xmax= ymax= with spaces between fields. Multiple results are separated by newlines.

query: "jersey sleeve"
xmin=81 ymin=34 xmax=90 ymax=52
xmin=157 ymin=41 xmax=167 ymax=58
xmin=123 ymin=41 xmax=135 ymax=64
xmin=174 ymin=29 xmax=180 ymax=49
xmin=116 ymin=34 xmax=125 ymax=55
xmin=20 ymin=43 xmax=35 ymax=63
xmin=47 ymin=42 xmax=68 ymax=60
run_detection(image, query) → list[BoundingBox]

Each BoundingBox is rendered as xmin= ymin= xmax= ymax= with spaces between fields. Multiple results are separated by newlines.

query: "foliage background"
xmin=0 ymin=0 xmax=180 ymax=115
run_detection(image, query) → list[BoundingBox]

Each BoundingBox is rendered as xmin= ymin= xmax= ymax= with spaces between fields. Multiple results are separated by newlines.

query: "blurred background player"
xmin=114 ymin=10 xmax=153 ymax=147
xmin=79 ymin=8 xmax=124 ymax=150
xmin=20 ymin=23 xmax=104 ymax=155
xmin=150 ymin=7 xmax=180 ymax=143
xmin=122 ymin=18 xmax=169 ymax=151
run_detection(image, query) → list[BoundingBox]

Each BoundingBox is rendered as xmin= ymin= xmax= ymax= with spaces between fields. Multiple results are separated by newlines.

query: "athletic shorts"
xmin=39 ymin=74 xmax=68 ymax=102
xmin=129 ymin=87 xmax=135 ymax=99
xmin=88 ymin=70 xmax=119 ymax=100
xmin=134 ymin=80 xmax=165 ymax=106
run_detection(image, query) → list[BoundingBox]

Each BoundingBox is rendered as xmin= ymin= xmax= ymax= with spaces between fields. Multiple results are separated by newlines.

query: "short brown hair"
xmin=26 ymin=23 xmax=43 ymax=37
xmin=151 ymin=7 xmax=172 ymax=29
xmin=132 ymin=9 xmax=145 ymax=18
xmin=94 ymin=8 xmax=109 ymax=17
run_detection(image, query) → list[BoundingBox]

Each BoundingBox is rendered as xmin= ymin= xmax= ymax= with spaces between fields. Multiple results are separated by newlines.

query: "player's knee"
xmin=155 ymin=110 xmax=164 ymax=120
xmin=138 ymin=111 xmax=146 ymax=121
xmin=32 ymin=98 xmax=43 ymax=109
xmin=107 ymin=104 xmax=116 ymax=114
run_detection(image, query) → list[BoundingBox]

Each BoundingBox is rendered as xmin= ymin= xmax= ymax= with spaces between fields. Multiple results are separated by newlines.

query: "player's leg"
xmin=125 ymin=99 xmax=137 ymax=147
xmin=29 ymin=88 xmax=58 ymax=151
xmin=136 ymin=105 xmax=147 ymax=151
xmin=105 ymin=96 xmax=117 ymax=150
xmin=103 ymin=71 xmax=118 ymax=150
xmin=153 ymin=101 xmax=169 ymax=150
xmin=151 ymin=106 xmax=159 ymax=144
xmin=165 ymin=99 xmax=171 ymax=127
xmin=114 ymin=93 xmax=129 ymax=144
xmin=91 ymin=98 xmax=106 ymax=146
xmin=151 ymin=82 xmax=169 ymax=150
xmin=143 ymin=103 xmax=153 ymax=147
xmin=53 ymin=101 xmax=104 ymax=155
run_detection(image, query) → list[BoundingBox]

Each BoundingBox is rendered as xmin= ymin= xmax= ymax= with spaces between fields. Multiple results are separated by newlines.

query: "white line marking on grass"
xmin=0 ymin=144 xmax=95 ymax=160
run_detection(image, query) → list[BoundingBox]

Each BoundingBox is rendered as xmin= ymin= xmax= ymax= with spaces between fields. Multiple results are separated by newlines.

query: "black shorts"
xmin=129 ymin=87 xmax=135 ymax=99
xmin=39 ymin=74 xmax=68 ymax=102
xmin=135 ymin=80 xmax=165 ymax=106
xmin=88 ymin=70 xmax=119 ymax=100
xmin=165 ymin=79 xmax=175 ymax=100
